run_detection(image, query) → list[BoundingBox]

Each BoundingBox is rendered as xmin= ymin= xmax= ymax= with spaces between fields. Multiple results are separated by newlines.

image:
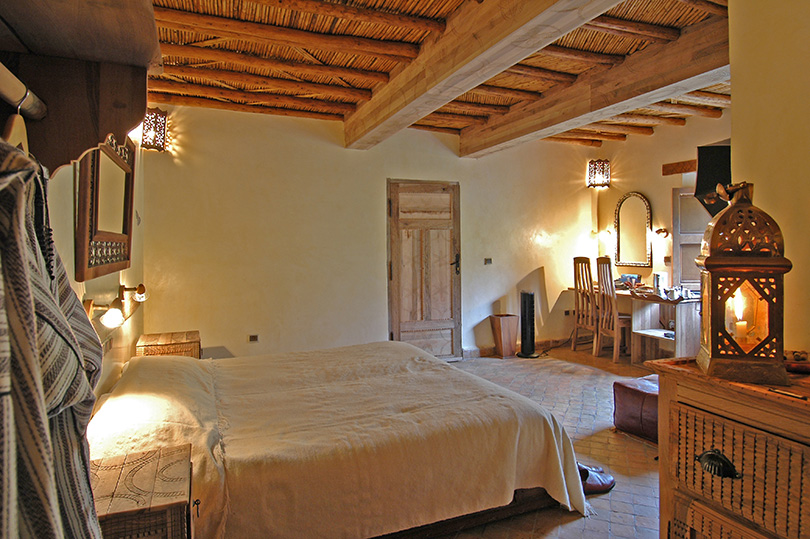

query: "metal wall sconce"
xmin=141 ymin=107 xmax=168 ymax=151
xmin=587 ymin=159 xmax=611 ymax=188
xmin=83 ymin=283 xmax=148 ymax=329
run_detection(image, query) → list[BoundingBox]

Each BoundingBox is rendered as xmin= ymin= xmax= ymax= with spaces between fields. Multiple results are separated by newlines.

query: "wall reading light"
xmin=84 ymin=298 xmax=126 ymax=328
xmin=121 ymin=283 xmax=149 ymax=303
xmin=99 ymin=299 xmax=126 ymax=328
xmin=141 ymin=107 xmax=168 ymax=151
xmin=587 ymin=159 xmax=611 ymax=188
xmin=82 ymin=283 xmax=149 ymax=329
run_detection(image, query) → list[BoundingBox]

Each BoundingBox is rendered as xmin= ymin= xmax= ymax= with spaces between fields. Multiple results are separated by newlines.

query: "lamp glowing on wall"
xmin=587 ymin=159 xmax=611 ymax=188
xmin=141 ymin=107 xmax=168 ymax=151
xmin=82 ymin=283 xmax=149 ymax=329
xmin=99 ymin=298 xmax=126 ymax=328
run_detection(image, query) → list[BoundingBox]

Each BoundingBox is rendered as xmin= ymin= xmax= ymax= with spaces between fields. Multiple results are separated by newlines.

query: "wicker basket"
xmin=135 ymin=331 xmax=201 ymax=359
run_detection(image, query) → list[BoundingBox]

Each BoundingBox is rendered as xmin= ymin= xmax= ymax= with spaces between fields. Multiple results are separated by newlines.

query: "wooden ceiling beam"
xmin=545 ymin=136 xmax=602 ymax=147
xmin=675 ymin=0 xmax=728 ymax=17
xmin=425 ymin=111 xmax=488 ymax=126
xmin=505 ymin=64 xmax=577 ymax=84
xmin=253 ymin=0 xmax=445 ymax=34
xmin=608 ymin=113 xmax=687 ymax=126
xmin=409 ymin=124 xmax=461 ymax=135
xmin=148 ymin=78 xmax=355 ymax=114
xmin=153 ymin=7 xmax=419 ymax=63
xmin=560 ymin=129 xmax=626 ymax=141
xmin=148 ymin=91 xmax=345 ymax=121
xmin=468 ymin=85 xmax=543 ymax=102
xmin=459 ymin=14 xmax=728 ymax=157
xmin=158 ymin=64 xmax=372 ymax=101
xmin=643 ymin=100 xmax=723 ymax=117
xmin=160 ymin=43 xmax=389 ymax=84
xmin=583 ymin=15 xmax=680 ymax=43
xmin=681 ymin=90 xmax=731 ymax=107
xmin=662 ymin=159 xmax=698 ymax=176
xmin=582 ymin=123 xmax=654 ymax=135
xmin=440 ymin=101 xmax=510 ymax=116
xmin=540 ymin=44 xmax=625 ymax=65
xmin=343 ymin=0 xmax=624 ymax=149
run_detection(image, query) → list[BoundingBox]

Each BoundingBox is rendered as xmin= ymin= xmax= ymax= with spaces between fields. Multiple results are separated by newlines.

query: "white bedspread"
xmin=87 ymin=341 xmax=588 ymax=538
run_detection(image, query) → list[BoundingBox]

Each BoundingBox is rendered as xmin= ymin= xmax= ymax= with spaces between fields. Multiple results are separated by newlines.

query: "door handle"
xmin=450 ymin=253 xmax=460 ymax=275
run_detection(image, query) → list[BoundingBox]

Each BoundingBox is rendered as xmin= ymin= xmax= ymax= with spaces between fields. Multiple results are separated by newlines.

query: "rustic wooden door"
xmin=388 ymin=180 xmax=461 ymax=359
xmin=672 ymin=186 xmax=711 ymax=291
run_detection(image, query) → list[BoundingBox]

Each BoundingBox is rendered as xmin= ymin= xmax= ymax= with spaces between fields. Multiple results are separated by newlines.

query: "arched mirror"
xmin=615 ymin=191 xmax=652 ymax=267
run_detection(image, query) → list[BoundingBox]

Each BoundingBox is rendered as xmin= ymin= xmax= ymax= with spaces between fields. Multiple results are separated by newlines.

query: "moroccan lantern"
xmin=695 ymin=182 xmax=791 ymax=385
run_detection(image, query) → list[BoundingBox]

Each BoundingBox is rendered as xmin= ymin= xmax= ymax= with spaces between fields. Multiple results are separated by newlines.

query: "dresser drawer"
xmin=670 ymin=402 xmax=810 ymax=538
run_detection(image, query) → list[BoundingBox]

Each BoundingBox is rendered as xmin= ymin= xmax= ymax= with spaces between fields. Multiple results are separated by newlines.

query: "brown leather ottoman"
xmin=613 ymin=374 xmax=659 ymax=443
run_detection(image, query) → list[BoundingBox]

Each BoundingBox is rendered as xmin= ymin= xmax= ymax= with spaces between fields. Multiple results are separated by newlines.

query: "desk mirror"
xmin=615 ymin=191 xmax=651 ymax=267
xmin=75 ymin=136 xmax=135 ymax=281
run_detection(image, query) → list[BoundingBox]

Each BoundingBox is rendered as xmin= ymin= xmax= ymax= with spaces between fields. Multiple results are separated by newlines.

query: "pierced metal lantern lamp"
xmin=141 ymin=107 xmax=168 ymax=151
xmin=587 ymin=159 xmax=610 ymax=188
xmin=695 ymin=182 xmax=791 ymax=385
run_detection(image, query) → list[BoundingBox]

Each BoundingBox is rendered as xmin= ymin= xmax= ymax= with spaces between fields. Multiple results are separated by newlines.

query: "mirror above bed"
xmin=614 ymin=191 xmax=652 ymax=267
xmin=75 ymin=135 xmax=135 ymax=281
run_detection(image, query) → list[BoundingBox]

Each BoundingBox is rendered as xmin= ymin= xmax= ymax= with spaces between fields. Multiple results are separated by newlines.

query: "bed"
xmin=86 ymin=341 xmax=590 ymax=538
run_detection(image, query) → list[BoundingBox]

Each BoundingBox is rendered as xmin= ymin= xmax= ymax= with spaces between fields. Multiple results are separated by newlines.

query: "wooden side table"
xmin=90 ymin=444 xmax=194 ymax=539
xmin=649 ymin=358 xmax=810 ymax=539
xmin=136 ymin=330 xmax=201 ymax=359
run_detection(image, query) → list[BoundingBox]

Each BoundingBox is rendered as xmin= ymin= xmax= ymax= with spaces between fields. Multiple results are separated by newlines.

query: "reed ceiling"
xmin=147 ymin=0 xmax=730 ymax=156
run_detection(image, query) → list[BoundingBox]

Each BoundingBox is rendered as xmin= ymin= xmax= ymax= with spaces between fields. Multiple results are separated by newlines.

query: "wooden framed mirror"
xmin=75 ymin=135 xmax=135 ymax=281
xmin=615 ymin=191 xmax=652 ymax=267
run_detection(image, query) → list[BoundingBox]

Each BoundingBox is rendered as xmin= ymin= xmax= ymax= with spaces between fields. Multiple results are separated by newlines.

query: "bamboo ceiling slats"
xmin=149 ymin=0 xmax=731 ymax=151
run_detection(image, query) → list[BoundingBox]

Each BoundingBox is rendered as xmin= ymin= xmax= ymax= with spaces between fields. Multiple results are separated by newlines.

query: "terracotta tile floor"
xmin=446 ymin=345 xmax=660 ymax=539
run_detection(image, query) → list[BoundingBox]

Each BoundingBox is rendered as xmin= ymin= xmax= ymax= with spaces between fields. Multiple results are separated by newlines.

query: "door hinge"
xmin=388 ymin=198 xmax=392 ymax=217
xmin=388 ymin=260 xmax=392 ymax=280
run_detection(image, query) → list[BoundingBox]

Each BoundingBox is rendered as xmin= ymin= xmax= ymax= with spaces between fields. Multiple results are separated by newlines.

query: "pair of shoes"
xmin=580 ymin=469 xmax=616 ymax=496
xmin=577 ymin=462 xmax=604 ymax=478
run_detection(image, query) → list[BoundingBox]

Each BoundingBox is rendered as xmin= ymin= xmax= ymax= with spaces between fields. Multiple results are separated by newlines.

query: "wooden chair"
xmin=572 ymin=257 xmax=598 ymax=351
xmin=594 ymin=256 xmax=632 ymax=362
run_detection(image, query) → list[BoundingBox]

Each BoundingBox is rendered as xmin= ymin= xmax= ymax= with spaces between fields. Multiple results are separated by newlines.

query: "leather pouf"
xmin=613 ymin=374 xmax=659 ymax=443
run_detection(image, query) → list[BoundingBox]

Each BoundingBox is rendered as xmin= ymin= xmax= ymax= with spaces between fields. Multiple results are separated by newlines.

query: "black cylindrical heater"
xmin=517 ymin=291 xmax=540 ymax=358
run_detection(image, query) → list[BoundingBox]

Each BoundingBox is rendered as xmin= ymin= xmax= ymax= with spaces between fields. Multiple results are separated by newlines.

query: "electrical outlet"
xmin=484 ymin=258 xmax=492 ymax=265
xmin=248 ymin=334 xmax=259 ymax=342
xmin=564 ymin=310 xmax=571 ymax=316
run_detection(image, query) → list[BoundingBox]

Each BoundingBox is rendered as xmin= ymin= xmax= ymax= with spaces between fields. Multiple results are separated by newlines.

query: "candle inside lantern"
xmin=733 ymin=288 xmax=747 ymax=342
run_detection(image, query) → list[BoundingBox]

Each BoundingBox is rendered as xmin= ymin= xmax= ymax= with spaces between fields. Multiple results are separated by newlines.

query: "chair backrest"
xmin=595 ymin=256 xmax=618 ymax=332
xmin=573 ymin=257 xmax=596 ymax=328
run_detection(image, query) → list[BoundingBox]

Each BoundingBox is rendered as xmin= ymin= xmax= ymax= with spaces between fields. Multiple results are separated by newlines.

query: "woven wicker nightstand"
xmin=91 ymin=444 xmax=194 ymax=539
xmin=649 ymin=358 xmax=810 ymax=539
xmin=136 ymin=331 xmax=201 ymax=359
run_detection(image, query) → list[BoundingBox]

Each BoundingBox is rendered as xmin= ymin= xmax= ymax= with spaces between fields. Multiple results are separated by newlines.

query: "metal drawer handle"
xmin=696 ymin=449 xmax=742 ymax=479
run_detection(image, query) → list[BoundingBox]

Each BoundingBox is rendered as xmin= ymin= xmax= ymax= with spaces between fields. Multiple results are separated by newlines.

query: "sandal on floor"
xmin=580 ymin=468 xmax=616 ymax=496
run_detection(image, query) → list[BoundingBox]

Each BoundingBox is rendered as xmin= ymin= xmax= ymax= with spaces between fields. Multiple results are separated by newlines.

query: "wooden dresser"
xmin=91 ymin=444 xmax=194 ymax=538
xmin=648 ymin=359 xmax=810 ymax=539
xmin=136 ymin=331 xmax=201 ymax=359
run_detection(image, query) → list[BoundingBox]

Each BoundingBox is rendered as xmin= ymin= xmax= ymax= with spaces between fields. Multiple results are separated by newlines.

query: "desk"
xmin=618 ymin=291 xmax=701 ymax=363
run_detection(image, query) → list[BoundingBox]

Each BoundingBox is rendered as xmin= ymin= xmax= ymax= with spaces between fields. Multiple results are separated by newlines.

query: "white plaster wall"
xmin=141 ymin=107 xmax=598 ymax=357
xmin=730 ymin=0 xmax=810 ymax=351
